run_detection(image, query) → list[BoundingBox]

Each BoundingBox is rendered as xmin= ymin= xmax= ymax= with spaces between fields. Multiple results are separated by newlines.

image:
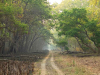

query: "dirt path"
xmin=50 ymin=53 xmax=64 ymax=75
xmin=41 ymin=53 xmax=50 ymax=75
xmin=41 ymin=52 xmax=64 ymax=75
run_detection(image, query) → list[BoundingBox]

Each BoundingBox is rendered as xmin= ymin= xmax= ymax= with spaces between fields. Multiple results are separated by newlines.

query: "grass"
xmin=53 ymin=52 xmax=92 ymax=75
xmin=33 ymin=62 xmax=41 ymax=75
xmin=33 ymin=58 xmax=43 ymax=75
xmin=75 ymin=67 xmax=87 ymax=75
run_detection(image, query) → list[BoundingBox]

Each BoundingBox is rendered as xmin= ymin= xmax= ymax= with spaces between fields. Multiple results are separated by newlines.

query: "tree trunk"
xmin=75 ymin=37 xmax=85 ymax=52
xmin=97 ymin=47 xmax=100 ymax=54
xmin=81 ymin=40 xmax=96 ymax=53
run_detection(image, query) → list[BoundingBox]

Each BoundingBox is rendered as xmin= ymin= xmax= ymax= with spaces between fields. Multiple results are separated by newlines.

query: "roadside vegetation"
xmin=53 ymin=51 xmax=100 ymax=75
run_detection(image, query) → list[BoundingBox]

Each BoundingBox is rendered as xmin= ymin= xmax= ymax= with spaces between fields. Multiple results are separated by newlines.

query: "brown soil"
xmin=46 ymin=54 xmax=58 ymax=75
xmin=76 ymin=56 xmax=100 ymax=74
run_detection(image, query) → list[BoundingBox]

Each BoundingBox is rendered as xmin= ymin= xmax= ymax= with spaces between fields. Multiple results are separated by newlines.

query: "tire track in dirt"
xmin=41 ymin=51 xmax=64 ymax=75
xmin=50 ymin=53 xmax=64 ymax=75
xmin=41 ymin=53 xmax=50 ymax=75
xmin=46 ymin=54 xmax=58 ymax=75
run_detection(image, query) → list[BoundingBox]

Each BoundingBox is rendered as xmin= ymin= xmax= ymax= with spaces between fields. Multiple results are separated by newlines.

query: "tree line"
xmin=51 ymin=0 xmax=100 ymax=53
xmin=0 ymin=0 xmax=52 ymax=54
xmin=0 ymin=0 xmax=100 ymax=54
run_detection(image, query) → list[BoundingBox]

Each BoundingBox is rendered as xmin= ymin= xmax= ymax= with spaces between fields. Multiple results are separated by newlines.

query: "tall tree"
xmin=0 ymin=0 xmax=52 ymax=54
xmin=57 ymin=8 xmax=97 ymax=53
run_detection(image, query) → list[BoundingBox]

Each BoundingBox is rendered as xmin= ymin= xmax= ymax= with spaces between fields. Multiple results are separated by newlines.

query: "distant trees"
xmin=53 ymin=0 xmax=89 ymax=12
xmin=56 ymin=37 xmax=69 ymax=51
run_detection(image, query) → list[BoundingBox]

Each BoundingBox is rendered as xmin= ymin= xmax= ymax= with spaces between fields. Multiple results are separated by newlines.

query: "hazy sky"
xmin=48 ymin=0 xmax=62 ymax=5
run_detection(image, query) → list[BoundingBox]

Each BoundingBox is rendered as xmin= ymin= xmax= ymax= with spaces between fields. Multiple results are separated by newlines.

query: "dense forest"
xmin=0 ymin=0 xmax=100 ymax=54
xmin=0 ymin=0 xmax=53 ymax=54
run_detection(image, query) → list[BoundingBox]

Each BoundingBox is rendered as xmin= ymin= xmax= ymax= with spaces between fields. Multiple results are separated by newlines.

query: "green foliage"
xmin=57 ymin=40 xmax=67 ymax=46
xmin=56 ymin=8 xmax=99 ymax=53
xmin=65 ymin=46 xmax=69 ymax=51
xmin=14 ymin=20 xmax=29 ymax=34
xmin=53 ymin=0 xmax=89 ymax=12
xmin=56 ymin=36 xmax=69 ymax=50
xmin=51 ymin=0 xmax=100 ymax=53
xmin=87 ymin=20 xmax=100 ymax=47
xmin=28 ymin=0 xmax=52 ymax=19
xmin=0 ymin=0 xmax=53 ymax=53
xmin=0 ymin=4 xmax=28 ymax=36
xmin=58 ymin=8 xmax=88 ymax=38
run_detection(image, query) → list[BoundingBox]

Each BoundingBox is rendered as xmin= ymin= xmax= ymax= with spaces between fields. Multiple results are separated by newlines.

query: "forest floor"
xmin=34 ymin=51 xmax=100 ymax=75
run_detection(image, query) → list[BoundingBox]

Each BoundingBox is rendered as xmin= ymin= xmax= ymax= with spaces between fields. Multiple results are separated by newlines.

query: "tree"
xmin=53 ymin=0 xmax=89 ymax=12
xmin=0 ymin=1 xmax=28 ymax=53
xmin=87 ymin=20 xmax=100 ymax=53
xmin=56 ymin=37 xmax=69 ymax=51
xmin=0 ymin=0 xmax=52 ymax=54
xmin=19 ymin=0 xmax=52 ymax=52
xmin=57 ymin=8 xmax=97 ymax=53
xmin=87 ymin=0 xmax=100 ymax=22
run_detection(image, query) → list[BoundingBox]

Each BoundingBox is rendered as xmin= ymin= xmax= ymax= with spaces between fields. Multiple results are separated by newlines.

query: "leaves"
xmin=87 ymin=20 xmax=100 ymax=47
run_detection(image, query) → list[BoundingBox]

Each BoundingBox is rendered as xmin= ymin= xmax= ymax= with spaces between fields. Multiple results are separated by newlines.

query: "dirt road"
xmin=41 ymin=51 xmax=64 ymax=75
